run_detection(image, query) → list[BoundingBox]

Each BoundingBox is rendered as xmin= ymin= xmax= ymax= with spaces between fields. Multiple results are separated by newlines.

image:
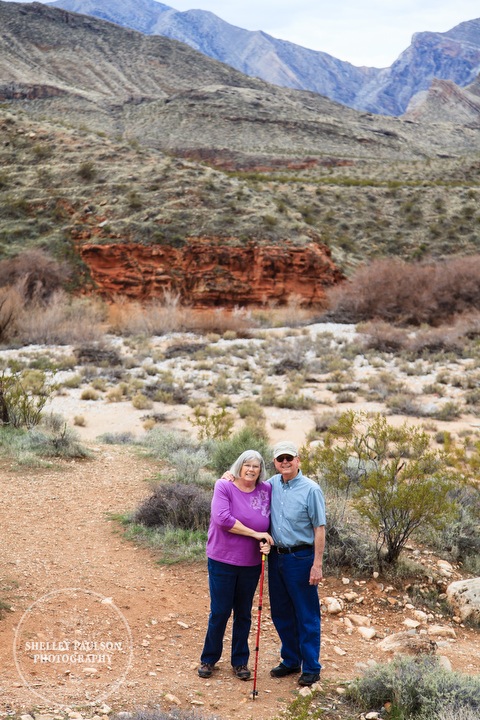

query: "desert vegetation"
xmin=2 ymin=101 xmax=480 ymax=720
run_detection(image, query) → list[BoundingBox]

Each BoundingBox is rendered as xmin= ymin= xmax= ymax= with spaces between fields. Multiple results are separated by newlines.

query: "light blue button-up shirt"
xmin=268 ymin=470 xmax=326 ymax=547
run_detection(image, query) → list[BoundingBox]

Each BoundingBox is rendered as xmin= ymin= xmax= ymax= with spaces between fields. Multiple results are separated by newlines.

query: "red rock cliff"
xmin=80 ymin=238 xmax=343 ymax=307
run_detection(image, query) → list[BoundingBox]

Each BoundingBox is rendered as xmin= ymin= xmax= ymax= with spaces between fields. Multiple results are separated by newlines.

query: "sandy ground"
xmin=0 ymin=442 xmax=479 ymax=720
xmin=1 ymin=327 xmax=479 ymax=718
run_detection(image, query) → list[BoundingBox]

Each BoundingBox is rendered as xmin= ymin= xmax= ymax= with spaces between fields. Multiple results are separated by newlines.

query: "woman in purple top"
xmin=198 ymin=450 xmax=273 ymax=681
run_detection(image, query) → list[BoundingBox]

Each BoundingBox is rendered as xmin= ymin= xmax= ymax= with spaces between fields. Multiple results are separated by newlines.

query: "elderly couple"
xmin=197 ymin=441 xmax=326 ymax=688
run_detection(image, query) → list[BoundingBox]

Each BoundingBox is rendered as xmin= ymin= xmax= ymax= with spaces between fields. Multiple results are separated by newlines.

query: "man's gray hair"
xmin=229 ymin=450 xmax=266 ymax=483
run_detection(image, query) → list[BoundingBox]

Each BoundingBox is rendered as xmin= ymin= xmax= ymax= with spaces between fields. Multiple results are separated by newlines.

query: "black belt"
xmin=275 ymin=544 xmax=312 ymax=554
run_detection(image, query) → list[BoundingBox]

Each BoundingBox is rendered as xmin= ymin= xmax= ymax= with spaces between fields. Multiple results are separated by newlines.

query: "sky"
xmin=4 ymin=0 xmax=479 ymax=66
xmin=161 ymin=0 xmax=480 ymax=67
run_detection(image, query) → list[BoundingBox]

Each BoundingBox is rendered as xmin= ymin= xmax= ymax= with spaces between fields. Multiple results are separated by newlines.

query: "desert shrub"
xmin=78 ymin=160 xmax=96 ymax=180
xmin=237 ymin=399 xmax=266 ymax=421
xmin=0 ymin=598 xmax=12 ymax=618
xmin=0 ymin=286 xmax=20 ymax=342
xmin=303 ymin=411 xmax=459 ymax=566
xmin=145 ymin=381 xmax=189 ymax=404
xmin=273 ymin=357 xmax=304 ymax=374
xmin=80 ymin=388 xmax=99 ymax=401
xmin=107 ymin=296 xmax=254 ymax=337
xmin=385 ymin=392 xmax=423 ymax=416
xmin=75 ymin=344 xmax=122 ymax=366
xmin=347 ymin=655 xmax=480 ymax=719
xmin=140 ymin=427 xmax=198 ymax=460
xmin=361 ymin=371 xmax=405 ymax=402
xmin=131 ymin=392 xmax=153 ymax=410
xmin=236 ymin=400 xmax=268 ymax=439
xmin=431 ymin=401 xmax=462 ymax=421
xmin=437 ymin=709 xmax=480 ymax=720
xmin=311 ymin=411 xmax=342 ymax=435
xmin=7 ymin=423 xmax=90 ymax=461
xmin=424 ymin=483 xmax=480 ymax=567
xmin=323 ymin=508 xmax=377 ymax=574
xmin=133 ymin=483 xmax=211 ymax=531
xmin=98 ymin=431 xmax=136 ymax=445
xmin=112 ymin=706 xmax=214 ymax=720
xmin=209 ymin=427 xmax=271 ymax=477
xmin=189 ymin=405 xmax=234 ymax=441
xmin=359 ymin=320 xmax=410 ymax=352
xmin=259 ymin=383 xmax=315 ymax=409
xmin=327 ymin=255 xmax=480 ymax=326
xmin=0 ymin=249 xmax=71 ymax=303
xmin=169 ymin=447 xmax=211 ymax=485
xmin=0 ymin=369 xmax=53 ymax=428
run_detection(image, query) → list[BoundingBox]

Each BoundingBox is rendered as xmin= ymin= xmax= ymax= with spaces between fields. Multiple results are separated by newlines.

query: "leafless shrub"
xmin=358 ymin=315 xmax=479 ymax=357
xmin=134 ymin=483 xmax=211 ymax=531
xmin=312 ymin=411 xmax=341 ymax=433
xmin=0 ymin=286 xmax=21 ymax=342
xmin=75 ymin=343 xmax=122 ymax=366
xmin=358 ymin=320 xmax=409 ymax=352
xmin=327 ymin=255 xmax=480 ymax=326
xmin=0 ymin=249 xmax=71 ymax=303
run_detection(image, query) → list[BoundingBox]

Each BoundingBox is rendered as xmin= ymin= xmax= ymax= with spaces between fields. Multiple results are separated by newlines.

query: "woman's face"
xmin=239 ymin=459 xmax=261 ymax=484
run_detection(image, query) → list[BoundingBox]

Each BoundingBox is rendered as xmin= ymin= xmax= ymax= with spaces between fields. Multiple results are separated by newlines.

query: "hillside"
xmin=1 ymin=1 xmax=480 ymax=161
xmin=1 ymin=1 xmax=480 ymax=304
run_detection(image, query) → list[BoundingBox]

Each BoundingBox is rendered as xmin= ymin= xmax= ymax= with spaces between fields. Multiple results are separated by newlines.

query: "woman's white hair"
xmin=229 ymin=449 xmax=266 ymax=484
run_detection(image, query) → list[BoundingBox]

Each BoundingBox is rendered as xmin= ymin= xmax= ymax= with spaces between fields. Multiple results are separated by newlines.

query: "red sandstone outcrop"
xmin=80 ymin=238 xmax=343 ymax=307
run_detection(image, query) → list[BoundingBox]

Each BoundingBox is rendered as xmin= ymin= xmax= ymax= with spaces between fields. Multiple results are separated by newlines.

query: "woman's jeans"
xmin=268 ymin=547 xmax=321 ymax=674
xmin=200 ymin=558 xmax=261 ymax=667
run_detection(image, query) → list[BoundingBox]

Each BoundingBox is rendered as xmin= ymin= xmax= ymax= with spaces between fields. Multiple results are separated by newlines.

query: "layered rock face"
xmin=80 ymin=239 xmax=343 ymax=307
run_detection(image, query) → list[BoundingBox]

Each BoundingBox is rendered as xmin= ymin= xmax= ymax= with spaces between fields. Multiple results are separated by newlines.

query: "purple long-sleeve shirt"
xmin=206 ymin=479 xmax=271 ymax=567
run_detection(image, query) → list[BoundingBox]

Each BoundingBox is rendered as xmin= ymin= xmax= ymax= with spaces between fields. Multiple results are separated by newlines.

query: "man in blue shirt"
xmin=266 ymin=440 xmax=326 ymax=687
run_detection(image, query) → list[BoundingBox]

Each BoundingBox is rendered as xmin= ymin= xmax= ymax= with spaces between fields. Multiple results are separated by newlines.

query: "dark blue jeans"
xmin=268 ymin=547 xmax=321 ymax=674
xmin=200 ymin=558 xmax=261 ymax=667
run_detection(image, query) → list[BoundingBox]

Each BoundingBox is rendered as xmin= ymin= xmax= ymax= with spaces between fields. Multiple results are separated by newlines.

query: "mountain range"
xmin=46 ymin=0 xmax=480 ymax=116
xmin=2 ymin=0 xmax=479 ymax=162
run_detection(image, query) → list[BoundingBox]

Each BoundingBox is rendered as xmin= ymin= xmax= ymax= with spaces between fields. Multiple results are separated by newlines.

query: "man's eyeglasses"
xmin=275 ymin=454 xmax=295 ymax=463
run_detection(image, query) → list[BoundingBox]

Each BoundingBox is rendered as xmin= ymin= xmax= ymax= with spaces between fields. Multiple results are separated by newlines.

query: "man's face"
xmin=274 ymin=454 xmax=300 ymax=482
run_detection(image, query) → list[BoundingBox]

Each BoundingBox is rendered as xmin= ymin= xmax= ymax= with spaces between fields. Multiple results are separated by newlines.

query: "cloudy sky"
xmin=5 ymin=0 xmax=479 ymax=66
xmin=164 ymin=0 xmax=480 ymax=67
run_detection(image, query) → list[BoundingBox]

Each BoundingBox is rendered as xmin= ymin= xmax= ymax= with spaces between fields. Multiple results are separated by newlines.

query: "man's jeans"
xmin=268 ymin=547 xmax=321 ymax=674
xmin=200 ymin=558 xmax=261 ymax=667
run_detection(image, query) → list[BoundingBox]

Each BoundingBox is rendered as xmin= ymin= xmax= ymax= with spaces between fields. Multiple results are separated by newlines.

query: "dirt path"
xmin=0 ymin=445 xmax=478 ymax=720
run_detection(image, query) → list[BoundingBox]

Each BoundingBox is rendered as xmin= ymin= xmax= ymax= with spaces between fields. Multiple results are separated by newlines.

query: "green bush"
xmin=189 ymin=405 xmax=234 ymax=441
xmin=0 ymin=369 xmax=53 ymax=428
xmin=210 ymin=427 xmax=271 ymax=478
xmin=347 ymin=655 xmax=480 ymax=719
xmin=303 ymin=411 xmax=459 ymax=566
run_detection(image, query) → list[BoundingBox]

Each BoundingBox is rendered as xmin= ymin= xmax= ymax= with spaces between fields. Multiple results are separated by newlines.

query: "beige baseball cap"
xmin=273 ymin=441 xmax=298 ymax=459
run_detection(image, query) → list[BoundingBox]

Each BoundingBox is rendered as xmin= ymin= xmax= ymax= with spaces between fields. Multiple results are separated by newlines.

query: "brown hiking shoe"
xmin=232 ymin=664 xmax=251 ymax=680
xmin=198 ymin=662 xmax=215 ymax=678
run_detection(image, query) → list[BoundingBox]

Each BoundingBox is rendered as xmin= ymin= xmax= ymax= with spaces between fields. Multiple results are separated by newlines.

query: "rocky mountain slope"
xmin=1 ymin=1 xmax=480 ymax=306
xmin=47 ymin=0 xmax=480 ymax=116
xmin=404 ymin=74 xmax=480 ymax=124
xmin=1 ymin=1 xmax=480 ymax=162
